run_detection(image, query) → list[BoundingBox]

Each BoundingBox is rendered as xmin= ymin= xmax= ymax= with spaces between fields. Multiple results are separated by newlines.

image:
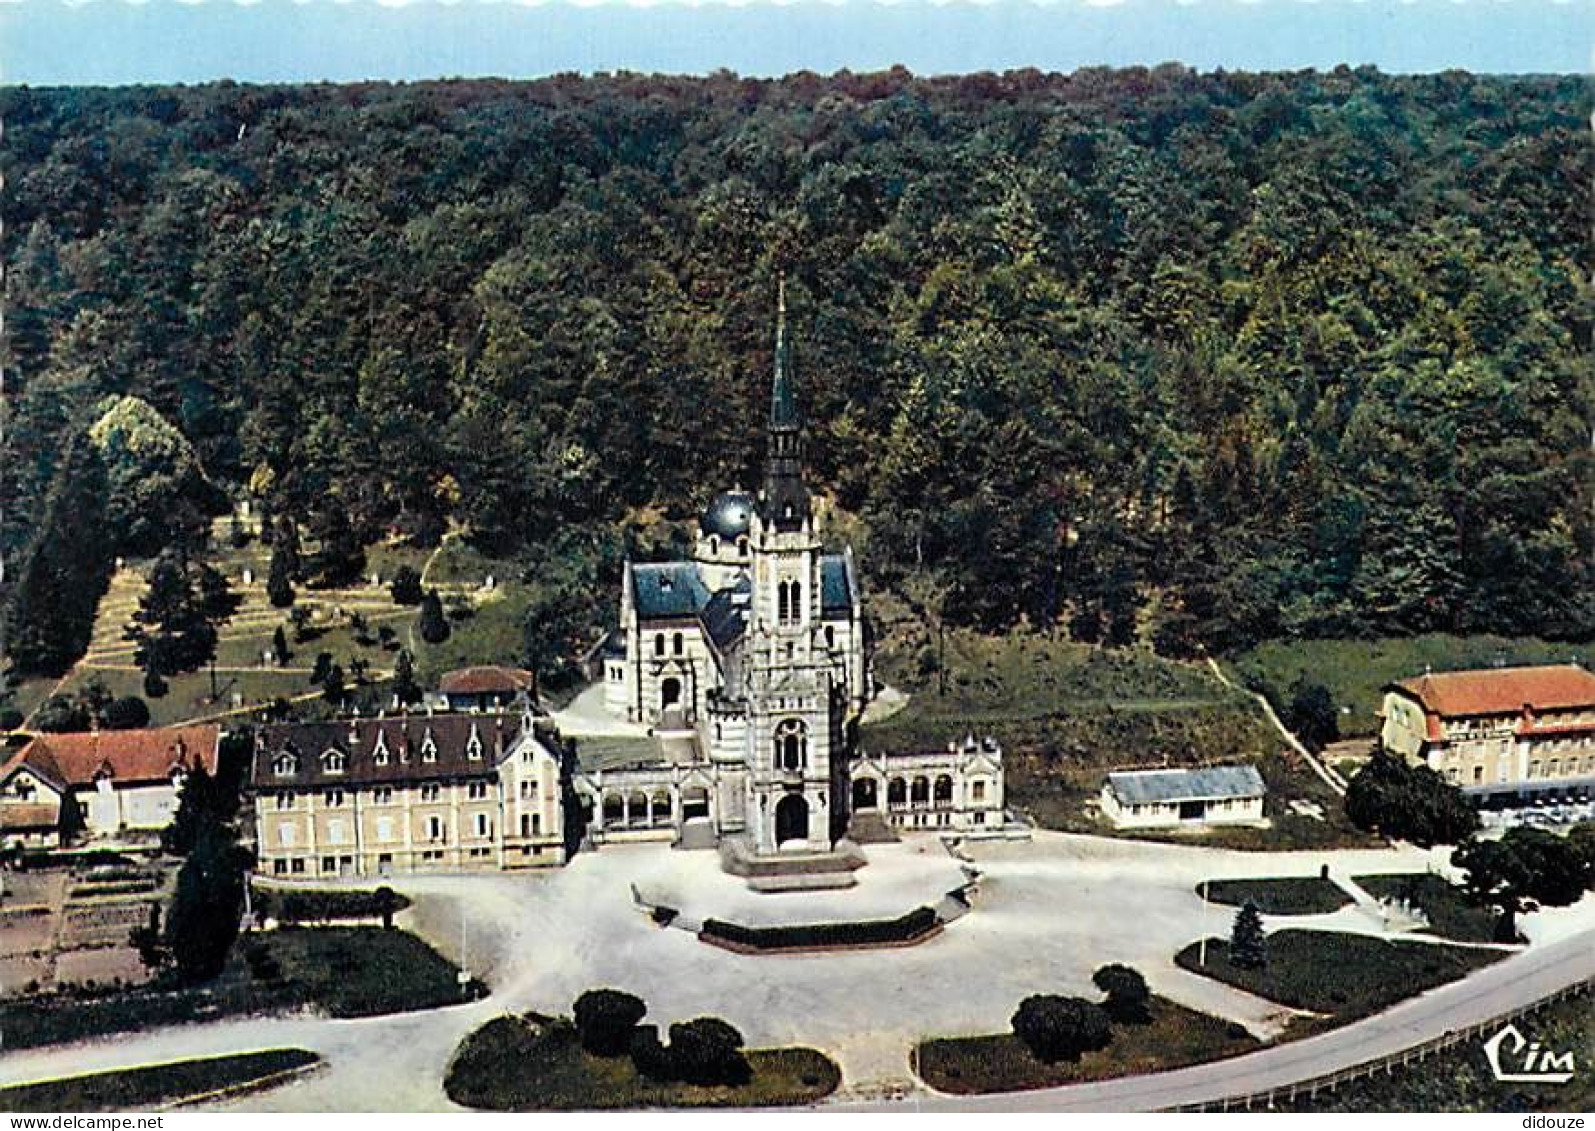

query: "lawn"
xmin=445 ymin=1016 xmax=840 ymax=1110
xmin=1274 ymin=987 xmax=1595 ymax=1113
xmin=916 ymin=996 xmax=1258 ymax=1095
xmin=1230 ymin=635 xmax=1584 ymax=739
xmin=1353 ymin=874 xmax=1501 ymax=943
xmin=1199 ymin=877 xmax=1351 ymax=916
xmin=1 ymin=927 xmax=467 ymax=1049
xmin=0 ymin=1049 xmax=319 ymax=1113
xmin=248 ymin=926 xmax=472 ymax=1018
xmin=1175 ymin=930 xmax=1505 ymax=1021
xmin=410 ymin=583 xmax=534 ymax=688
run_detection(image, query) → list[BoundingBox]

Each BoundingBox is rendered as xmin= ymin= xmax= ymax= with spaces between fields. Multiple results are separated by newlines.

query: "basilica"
xmin=582 ymin=287 xmax=1006 ymax=862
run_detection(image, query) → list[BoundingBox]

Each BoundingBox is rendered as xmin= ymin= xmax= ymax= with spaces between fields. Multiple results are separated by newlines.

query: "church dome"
xmin=700 ymin=491 xmax=755 ymax=540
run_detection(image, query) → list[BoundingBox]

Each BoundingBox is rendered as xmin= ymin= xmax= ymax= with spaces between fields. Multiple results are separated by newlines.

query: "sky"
xmin=0 ymin=0 xmax=1589 ymax=86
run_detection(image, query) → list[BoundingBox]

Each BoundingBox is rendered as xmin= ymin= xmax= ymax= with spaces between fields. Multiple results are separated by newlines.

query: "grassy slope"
xmin=0 ymin=1049 xmax=319 ymax=1113
xmin=7 ymin=527 xmax=528 ymax=729
xmin=445 ymin=1016 xmax=840 ymax=1110
xmin=1230 ymin=634 xmax=1588 ymax=739
xmin=1175 ymin=931 xmax=1505 ymax=1021
xmin=916 ymin=996 xmax=1258 ymax=1095
xmin=1199 ymin=878 xmax=1351 ymax=916
xmin=864 ymin=625 xmax=1375 ymax=848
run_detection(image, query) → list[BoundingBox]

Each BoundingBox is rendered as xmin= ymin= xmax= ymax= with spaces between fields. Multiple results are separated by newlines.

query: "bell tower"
xmin=744 ymin=278 xmax=841 ymax=853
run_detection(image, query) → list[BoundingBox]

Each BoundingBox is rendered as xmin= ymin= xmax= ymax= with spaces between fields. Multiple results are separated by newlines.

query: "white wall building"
xmin=1100 ymin=765 xmax=1266 ymax=830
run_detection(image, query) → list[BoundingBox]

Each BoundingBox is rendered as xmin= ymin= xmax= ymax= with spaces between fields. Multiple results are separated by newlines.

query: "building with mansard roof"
xmin=251 ymin=707 xmax=566 ymax=878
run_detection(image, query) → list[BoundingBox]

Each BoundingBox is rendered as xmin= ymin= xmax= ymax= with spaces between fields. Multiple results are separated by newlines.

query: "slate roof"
xmin=701 ymin=576 xmax=752 ymax=649
xmin=820 ymin=554 xmax=855 ymax=616
xmin=1389 ymin=665 xmax=1595 ymax=719
xmin=1105 ymin=765 xmax=1265 ymax=805
xmin=630 ymin=562 xmax=712 ymax=620
xmin=254 ymin=714 xmax=528 ymax=789
xmin=3 ymin=726 xmax=220 ymax=791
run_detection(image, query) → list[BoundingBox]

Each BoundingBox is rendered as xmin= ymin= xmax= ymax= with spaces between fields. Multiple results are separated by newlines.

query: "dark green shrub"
xmin=1010 ymin=995 xmax=1112 ymax=1064
xmin=572 ymin=989 xmax=647 ymax=1057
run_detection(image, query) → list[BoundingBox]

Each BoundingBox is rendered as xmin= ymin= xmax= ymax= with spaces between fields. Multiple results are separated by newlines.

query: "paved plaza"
xmin=1 ymin=831 xmax=1591 ymax=1110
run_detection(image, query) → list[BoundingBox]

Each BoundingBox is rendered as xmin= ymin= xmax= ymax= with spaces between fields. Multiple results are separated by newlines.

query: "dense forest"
xmin=2 ymin=67 xmax=1591 ymax=683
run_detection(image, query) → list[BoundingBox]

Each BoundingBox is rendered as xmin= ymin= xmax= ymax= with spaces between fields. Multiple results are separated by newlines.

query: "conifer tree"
xmin=1229 ymin=900 xmax=1268 ymax=969
xmin=266 ymin=545 xmax=296 ymax=609
xmin=418 ymin=588 xmax=451 ymax=644
xmin=393 ymin=647 xmax=422 ymax=705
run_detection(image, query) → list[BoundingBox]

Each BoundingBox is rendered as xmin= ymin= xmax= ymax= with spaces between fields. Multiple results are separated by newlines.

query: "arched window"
xmin=737 ymin=537 xmax=749 ymax=556
xmin=673 ymin=632 xmax=684 ymax=656
xmin=654 ymin=634 xmax=665 ymax=658
xmin=628 ymin=791 xmax=650 ymax=827
xmin=774 ymin=718 xmax=807 ymax=772
xmin=825 ymin=624 xmax=836 ymax=649
xmin=934 ymin=775 xmax=954 ymax=804
xmin=790 ymin=581 xmax=802 ymax=621
xmin=911 ymin=776 xmax=930 ymax=805
xmin=777 ymin=580 xmax=790 ymax=624
xmin=602 ymin=793 xmax=625 ymax=827
xmin=709 ymin=535 xmax=720 ymax=554
xmin=887 ymin=777 xmax=906 ymax=806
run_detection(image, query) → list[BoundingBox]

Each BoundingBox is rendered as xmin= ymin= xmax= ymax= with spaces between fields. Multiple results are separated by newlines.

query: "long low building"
xmin=1100 ymin=765 xmax=1266 ymax=830
xmin=1380 ymin=664 xmax=1595 ymax=800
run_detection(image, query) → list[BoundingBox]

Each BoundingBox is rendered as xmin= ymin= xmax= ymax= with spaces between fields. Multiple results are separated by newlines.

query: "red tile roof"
xmin=438 ymin=666 xmax=535 ymax=696
xmin=3 ymin=726 xmax=220 ymax=790
xmin=1390 ymin=665 xmax=1595 ymax=719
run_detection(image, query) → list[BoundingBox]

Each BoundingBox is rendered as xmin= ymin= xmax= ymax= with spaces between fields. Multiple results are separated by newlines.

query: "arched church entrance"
xmin=851 ymin=777 xmax=878 ymax=811
xmin=660 ymin=678 xmax=682 ymax=709
xmin=775 ymin=793 xmax=809 ymax=847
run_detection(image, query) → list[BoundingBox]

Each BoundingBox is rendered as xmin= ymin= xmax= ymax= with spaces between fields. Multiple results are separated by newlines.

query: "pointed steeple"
xmin=770 ymin=275 xmax=798 ymax=429
xmin=762 ymin=274 xmax=810 ymax=532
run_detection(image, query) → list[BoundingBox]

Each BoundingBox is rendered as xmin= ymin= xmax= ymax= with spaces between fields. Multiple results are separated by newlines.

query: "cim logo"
xmin=1483 ymin=1023 xmax=1576 ymax=1085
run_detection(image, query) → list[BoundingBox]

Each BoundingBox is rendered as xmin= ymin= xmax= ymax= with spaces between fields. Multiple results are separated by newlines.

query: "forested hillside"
xmin=3 ymin=67 xmax=1591 ymax=683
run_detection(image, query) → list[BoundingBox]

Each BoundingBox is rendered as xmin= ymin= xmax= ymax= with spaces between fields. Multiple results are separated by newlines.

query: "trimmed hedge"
xmin=701 ymin=905 xmax=939 ymax=952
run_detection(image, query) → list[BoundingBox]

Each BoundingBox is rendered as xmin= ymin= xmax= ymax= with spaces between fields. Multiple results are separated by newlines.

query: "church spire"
xmin=762 ymin=274 xmax=810 ymax=532
xmin=771 ymin=274 xmax=797 ymax=429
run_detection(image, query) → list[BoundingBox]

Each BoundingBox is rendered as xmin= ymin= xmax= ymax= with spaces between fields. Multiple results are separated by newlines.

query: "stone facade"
xmin=1381 ymin=664 xmax=1595 ymax=798
xmin=251 ymin=710 xmax=565 ymax=878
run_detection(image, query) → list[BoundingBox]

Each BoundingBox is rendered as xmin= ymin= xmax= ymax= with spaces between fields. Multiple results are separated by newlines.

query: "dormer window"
xmin=272 ymin=753 xmax=300 ymax=777
xmin=420 ymin=728 xmax=438 ymax=763
xmin=373 ymin=731 xmax=390 ymax=766
xmin=321 ymin=750 xmax=347 ymax=774
xmin=466 ymin=724 xmax=483 ymax=761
